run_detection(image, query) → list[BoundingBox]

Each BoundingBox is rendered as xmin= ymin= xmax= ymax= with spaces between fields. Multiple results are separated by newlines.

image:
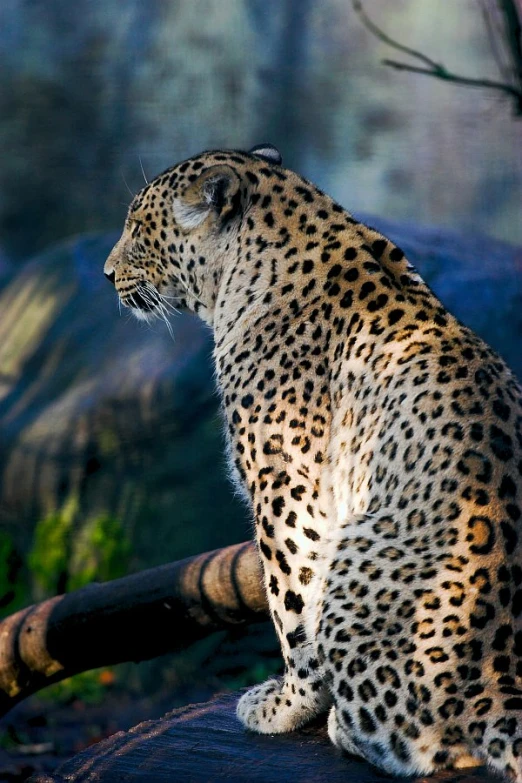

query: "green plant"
xmin=25 ymin=500 xmax=131 ymax=704
xmin=69 ymin=513 xmax=131 ymax=590
xmin=28 ymin=495 xmax=78 ymax=598
xmin=28 ymin=495 xmax=131 ymax=598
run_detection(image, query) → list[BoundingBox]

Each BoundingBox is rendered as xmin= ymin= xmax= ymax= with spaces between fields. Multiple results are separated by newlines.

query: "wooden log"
xmin=0 ymin=542 xmax=268 ymax=716
xmin=29 ymin=691 xmax=497 ymax=783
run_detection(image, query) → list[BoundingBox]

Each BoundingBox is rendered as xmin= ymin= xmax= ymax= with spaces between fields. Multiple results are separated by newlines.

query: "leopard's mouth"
xmin=121 ymin=282 xmax=160 ymax=313
xmin=120 ymin=281 xmax=178 ymax=335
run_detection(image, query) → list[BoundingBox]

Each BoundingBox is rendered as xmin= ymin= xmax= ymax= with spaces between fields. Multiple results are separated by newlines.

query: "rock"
xmin=0 ymin=224 xmax=520 ymax=612
xmin=28 ymin=691 xmax=497 ymax=782
xmin=0 ymin=233 xmax=247 ymax=608
xmin=358 ymin=215 xmax=522 ymax=379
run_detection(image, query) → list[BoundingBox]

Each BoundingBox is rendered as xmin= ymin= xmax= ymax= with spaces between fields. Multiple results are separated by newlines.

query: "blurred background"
xmin=0 ymin=0 xmax=521 ymax=778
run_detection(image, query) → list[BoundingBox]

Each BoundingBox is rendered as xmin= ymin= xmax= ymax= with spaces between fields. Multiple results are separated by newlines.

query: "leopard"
xmin=104 ymin=143 xmax=522 ymax=781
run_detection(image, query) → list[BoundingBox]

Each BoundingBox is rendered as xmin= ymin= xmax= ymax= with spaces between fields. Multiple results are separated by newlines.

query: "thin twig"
xmin=352 ymin=0 xmax=522 ymax=115
xmin=383 ymin=58 xmax=522 ymax=101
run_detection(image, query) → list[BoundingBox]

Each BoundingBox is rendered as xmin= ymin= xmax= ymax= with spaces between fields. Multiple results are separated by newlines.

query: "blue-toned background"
xmin=0 ymin=0 xmax=521 ymax=774
xmin=1 ymin=0 xmax=521 ymax=265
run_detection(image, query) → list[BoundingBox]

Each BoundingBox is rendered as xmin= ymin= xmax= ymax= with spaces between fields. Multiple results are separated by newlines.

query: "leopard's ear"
xmin=249 ymin=143 xmax=282 ymax=166
xmin=173 ymin=165 xmax=243 ymax=231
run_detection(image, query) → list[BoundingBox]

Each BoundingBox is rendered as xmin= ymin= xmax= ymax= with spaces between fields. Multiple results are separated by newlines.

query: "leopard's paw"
xmin=236 ymin=676 xmax=329 ymax=734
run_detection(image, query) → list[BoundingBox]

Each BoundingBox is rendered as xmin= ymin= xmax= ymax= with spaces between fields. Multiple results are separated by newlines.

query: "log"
xmin=0 ymin=542 xmax=268 ymax=716
xmin=29 ymin=691 xmax=497 ymax=783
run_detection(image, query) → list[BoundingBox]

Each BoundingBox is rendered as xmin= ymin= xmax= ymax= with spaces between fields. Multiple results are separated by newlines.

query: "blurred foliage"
xmin=39 ymin=668 xmax=117 ymax=708
xmin=0 ymin=530 xmax=24 ymax=613
xmin=69 ymin=514 xmax=131 ymax=591
xmin=28 ymin=495 xmax=131 ymax=599
xmin=29 ymin=496 xmax=77 ymax=599
xmin=223 ymin=660 xmax=282 ymax=691
xmin=3 ymin=499 xmax=132 ymax=705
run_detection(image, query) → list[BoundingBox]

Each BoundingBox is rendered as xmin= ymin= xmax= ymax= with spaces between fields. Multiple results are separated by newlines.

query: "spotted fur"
xmin=105 ymin=146 xmax=522 ymax=780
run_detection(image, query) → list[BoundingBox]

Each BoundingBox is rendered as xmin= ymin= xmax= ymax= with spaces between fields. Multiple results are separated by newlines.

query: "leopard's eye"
xmin=131 ymin=220 xmax=142 ymax=238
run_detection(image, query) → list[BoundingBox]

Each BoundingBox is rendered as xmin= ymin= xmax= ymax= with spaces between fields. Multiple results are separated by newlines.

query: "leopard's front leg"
xmin=236 ymin=465 xmax=333 ymax=734
xmin=217 ymin=329 xmax=334 ymax=734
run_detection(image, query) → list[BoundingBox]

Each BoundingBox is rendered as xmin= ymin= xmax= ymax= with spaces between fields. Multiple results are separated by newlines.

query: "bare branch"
xmin=352 ymin=0 xmax=522 ymax=115
xmin=352 ymin=0 xmax=441 ymax=71
xmin=383 ymin=58 xmax=522 ymax=102
xmin=0 ymin=541 xmax=268 ymax=717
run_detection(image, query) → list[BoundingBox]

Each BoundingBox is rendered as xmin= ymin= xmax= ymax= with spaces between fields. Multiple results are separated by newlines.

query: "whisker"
xmin=157 ymin=291 xmax=182 ymax=304
xmin=156 ymin=295 xmax=182 ymax=314
xmin=161 ymin=311 xmax=175 ymax=340
xmin=149 ymin=297 xmax=175 ymax=339
xmin=122 ymin=281 xmax=179 ymax=341
xmin=121 ymin=170 xmax=134 ymax=197
xmin=151 ymin=296 xmax=176 ymax=339
xmin=158 ymin=296 xmax=181 ymax=316
xmin=139 ymin=155 xmax=148 ymax=185
xmin=137 ymin=284 xmax=176 ymax=340
xmin=173 ymin=274 xmax=206 ymax=309
xmin=142 ymin=282 xmax=181 ymax=316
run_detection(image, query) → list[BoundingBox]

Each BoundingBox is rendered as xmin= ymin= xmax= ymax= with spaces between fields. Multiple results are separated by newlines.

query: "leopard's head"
xmin=104 ymin=144 xmax=283 ymax=326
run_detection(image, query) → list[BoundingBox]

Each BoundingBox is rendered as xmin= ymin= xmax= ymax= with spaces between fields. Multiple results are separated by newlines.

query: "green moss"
xmin=28 ymin=495 xmax=131 ymax=599
xmin=28 ymin=495 xmax=78 ymax=599
xmin=69 ymin=514 xmax=131 ymax=590
xmin=25 ymin=501 xmax=131 ymax=703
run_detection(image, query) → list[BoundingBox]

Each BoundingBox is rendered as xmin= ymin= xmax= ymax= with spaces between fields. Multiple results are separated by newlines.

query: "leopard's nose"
xmin=105 ymin=270 xmax=116 ymax=285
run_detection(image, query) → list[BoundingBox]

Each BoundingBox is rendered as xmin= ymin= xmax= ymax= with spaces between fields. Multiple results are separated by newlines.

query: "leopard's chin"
xmin=121 ymin=282 xmax=162 ymax=318
xmin=131 ymin=306 xmax=154 ymax=323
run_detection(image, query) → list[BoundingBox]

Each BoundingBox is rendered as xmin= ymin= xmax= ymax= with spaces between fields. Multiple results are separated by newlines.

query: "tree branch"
xmin=352 ymin=0 xmax=522 ymax=115
xmin=0 ymin=541 xmax=268 ymax=717
xmin=382 ymin=58 xmax=522 ymax=103
xmin=352 ymin=0 xmax=441 ymax=71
